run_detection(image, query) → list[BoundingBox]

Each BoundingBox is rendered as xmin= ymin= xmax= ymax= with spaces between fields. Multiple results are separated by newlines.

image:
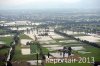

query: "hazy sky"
xmin=0 ymin=0 xmax=100 ymax=10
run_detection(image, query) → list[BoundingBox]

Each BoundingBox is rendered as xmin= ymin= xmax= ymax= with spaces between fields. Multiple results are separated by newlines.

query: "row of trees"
xmin=57 ymin=23 xmax=100 ymax=35
xmin=7 ymin=34 xmax=20 ymax=66
xmin=0 ymin=33 xmax=20 ymax=66
xmin=54 ymin=29 xmax=100 ymax=48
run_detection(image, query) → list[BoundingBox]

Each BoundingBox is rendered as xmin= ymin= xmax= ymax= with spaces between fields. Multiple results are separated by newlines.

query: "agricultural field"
xmin=0 ymin=25 xmax=100 ymax=66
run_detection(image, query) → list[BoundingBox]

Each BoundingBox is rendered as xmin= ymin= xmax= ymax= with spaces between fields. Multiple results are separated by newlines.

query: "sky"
xmin=0 ymin=0 xmax=100 ymax=10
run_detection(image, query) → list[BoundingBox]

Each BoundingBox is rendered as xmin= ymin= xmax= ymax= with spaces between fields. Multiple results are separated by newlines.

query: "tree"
xmin=68 ymin=47 xmax=72 ymax=56
xmin=63 ymin=46 xmax=67 ymax=58
xmin=36 ymin=53 xmax=38 ymax=66
xmin=13 ymin=35 xmax=20 ymax=45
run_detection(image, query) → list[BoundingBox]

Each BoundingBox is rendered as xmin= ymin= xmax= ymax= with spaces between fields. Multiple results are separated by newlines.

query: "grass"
xmin=30 ymin=41 xmax=50 ymax=54
xmin=19 ymin=34 xmax=32 ymax=39
xmin=0 ymin=36 xmax=12 ymax=56
xmin=12 ymin=44 xmax=41 ymax=61
xmin=0 ymin=48 xmax=9 ymax=55
xmin=42 ymin=47 xmax=49 ymax=54
xmin=54 ymin=38 xmax=72 ymax=41
xmin=0 ymin=36 xmax=13 ymax=46
xmin=81 ymin=45 xmax=100 ymax=62
xmin=30 ymin=43 xmax=40 ymax=54
xmin=12 ymin=34 xmax=41 ymax=61
xmin=72 ymin=34 xmax=88 ymax=36
xmin=0 ymin=29 xmax=6 ymax=34
xmin=46 ymin=63 xmax=92 ymax=66
xmin=0 ymin=61 xmax=6 ymax=66
xmin=12 ymin=34 xmax=33 ymax=61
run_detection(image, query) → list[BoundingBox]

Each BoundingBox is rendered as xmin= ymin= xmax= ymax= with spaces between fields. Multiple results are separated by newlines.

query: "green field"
xmin=46 ymin=63 xmax=92 ymax=66
xmin=0 ymin=36 xmax=13 ymax=46
xmin=0 ymin=36 xmax=12 ymax=56
xmin=12 ymin=44 xmax=40 ymax=61
xmin=12 ymin=33 xmax=100 ymax=66
xmin=43 ymin=33 xmax=100 ymax=66
xmin=19 ymin=34 xmax=32 ymax=39
xmin=12 ymin=34 xmax=42 ymax=61
xmin=0 ymin=32 xmax=99 ymax=66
